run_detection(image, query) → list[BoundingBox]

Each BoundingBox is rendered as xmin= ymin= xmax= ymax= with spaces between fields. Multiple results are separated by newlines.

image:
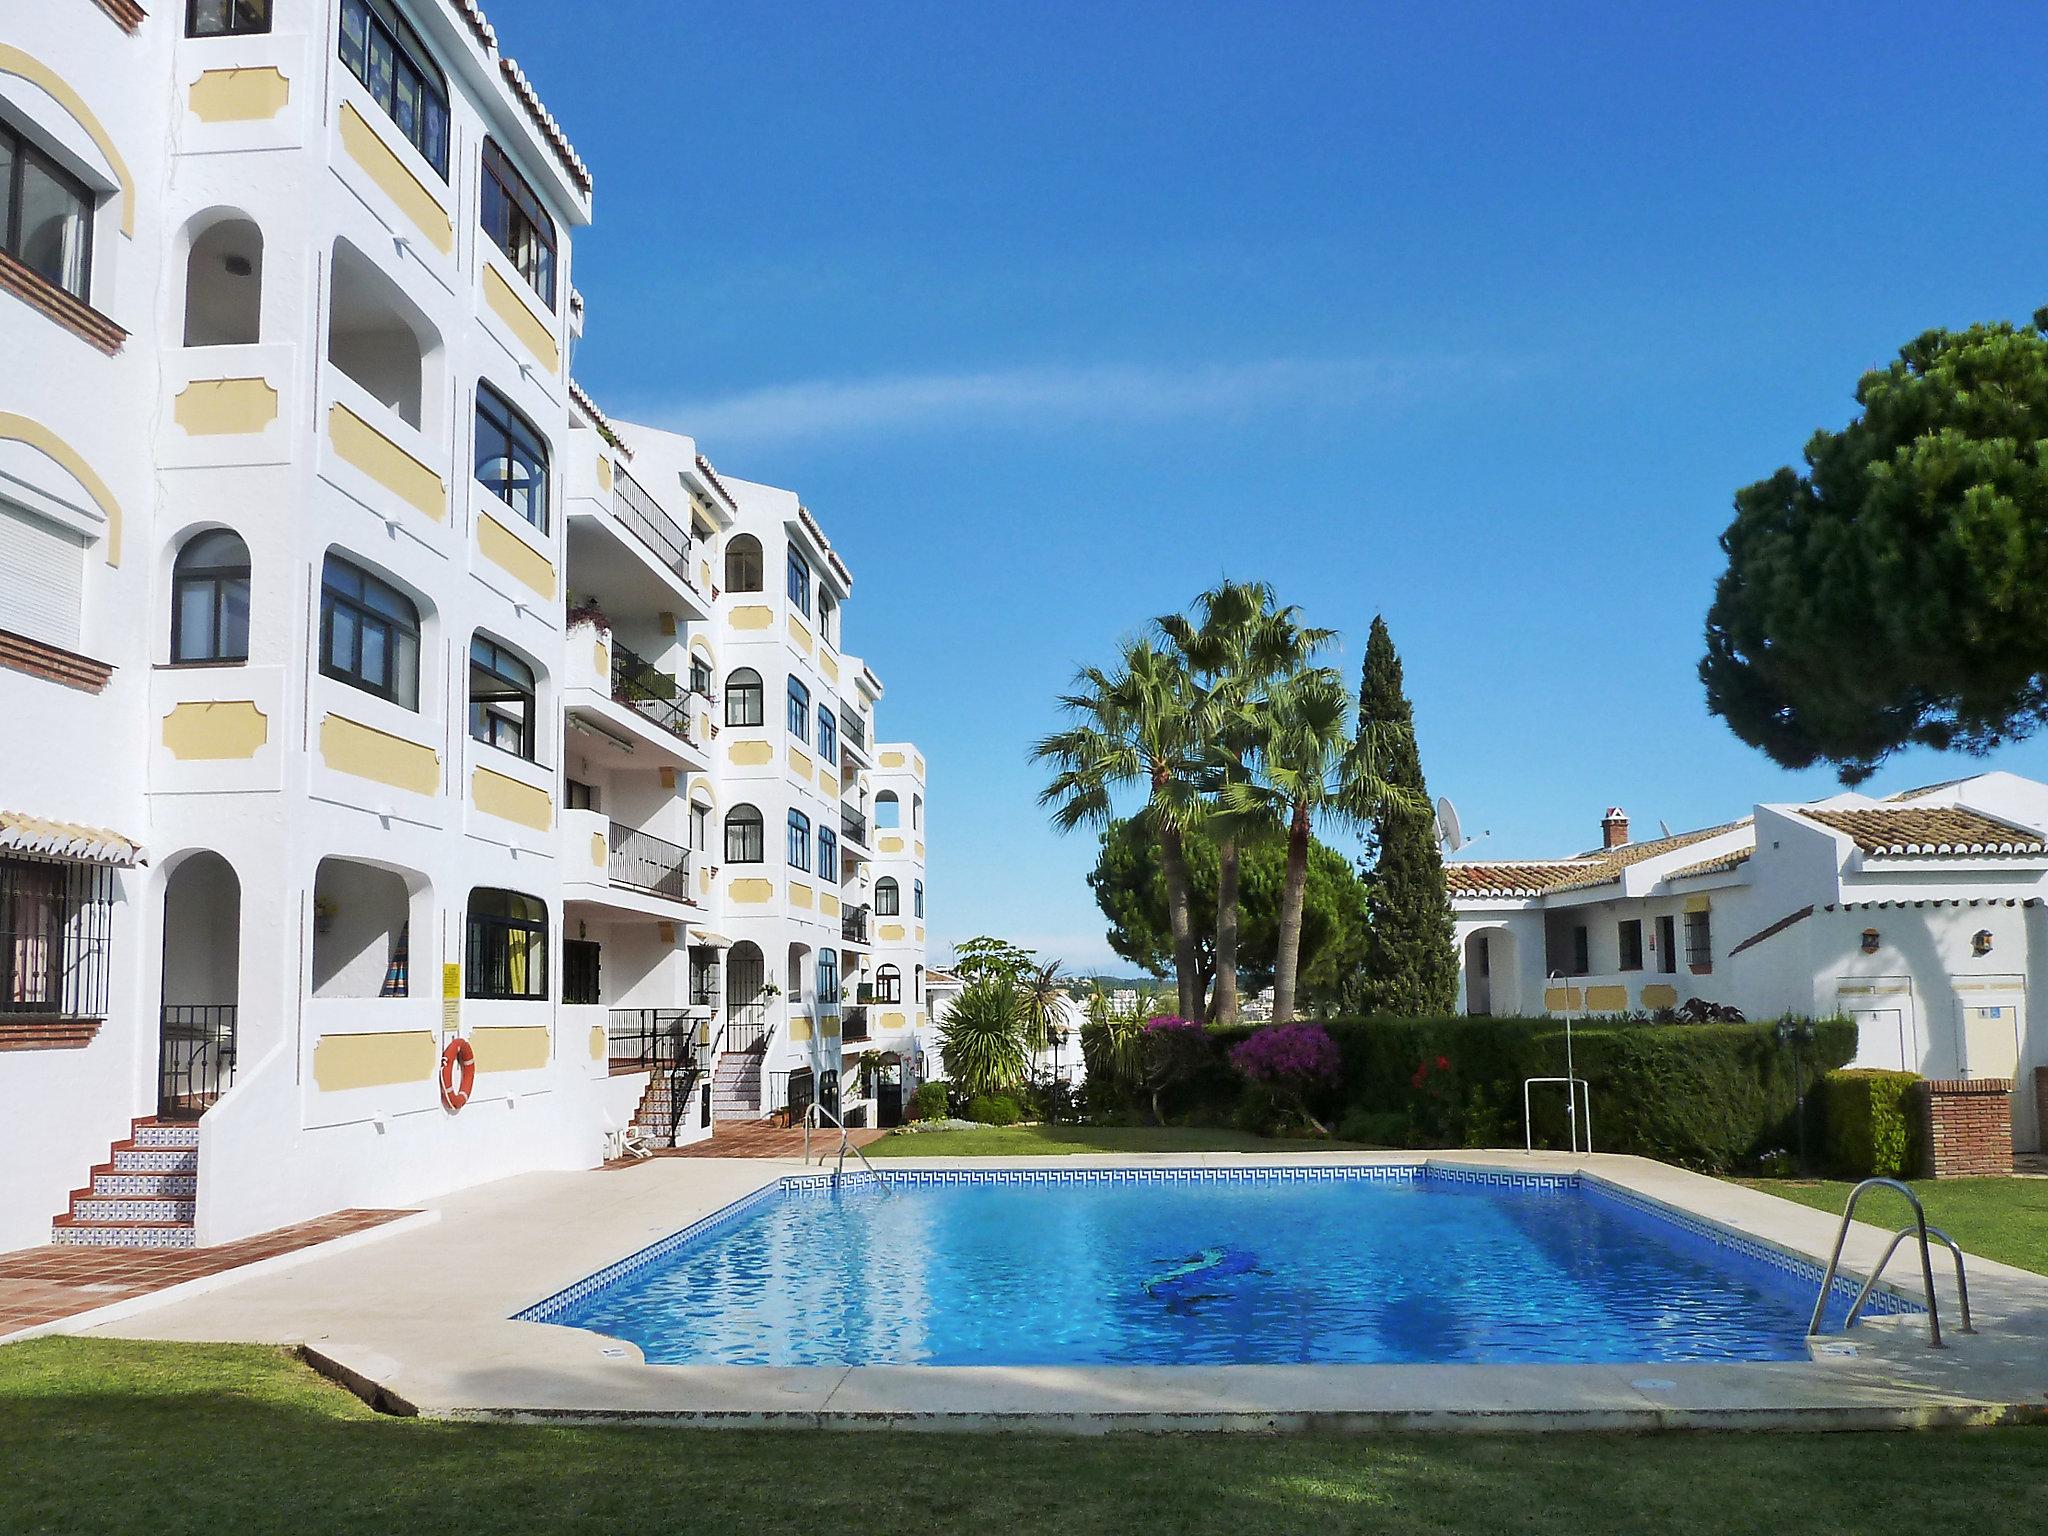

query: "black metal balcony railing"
xmin=158 ymin=1004 xmax=237 ymax=1119
xmin=612 ymin=464 xmax=694 ymax=585
xmin=609 ymin=825 xmax=691 ymax=901
xmin=689 ymin=973 xmax=719 ymax=1009
xmin=840 ymin=807 xmax=868 ymax=846
xmin=841 ymin=907 xmax=870 ymax=944
xmin=606 ymin=1008 xmax=692 ymax=1075
xmin=611 ymin=642 xmax=696 ymax=745
xmin=841 ymin=1005 xmax=870 ymax=1043
xmin=841 ymin=711 xmax=867 ymax=751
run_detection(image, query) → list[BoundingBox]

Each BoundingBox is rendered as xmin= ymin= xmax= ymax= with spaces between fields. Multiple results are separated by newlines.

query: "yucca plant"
xmin=937 ymin=977 xmax=1028 ymax=1098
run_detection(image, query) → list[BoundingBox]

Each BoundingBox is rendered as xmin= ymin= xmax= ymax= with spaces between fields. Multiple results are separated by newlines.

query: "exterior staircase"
xmin=51 ymin=1119 xmax=200 ymax=1249
xmin=629 ymin=1067 xmax=695 ymax=1148
xmin=712 ymin=1044 xmax=766 ymax=1121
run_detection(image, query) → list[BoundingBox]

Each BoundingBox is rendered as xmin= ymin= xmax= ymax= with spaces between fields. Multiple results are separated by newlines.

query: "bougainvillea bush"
xmin=1229 ymin=1023 xmax=1342 ymax=1134
xmin=1137 ymin=1015 xmax=1212 ymax=1125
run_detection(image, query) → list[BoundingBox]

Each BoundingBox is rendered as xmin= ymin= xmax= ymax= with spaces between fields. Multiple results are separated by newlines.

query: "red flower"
xmin=1410 ymin=1068 xmax=1425 ymax=1089
xmin=1436 ymin=1055 xmax=1451 ymax=1071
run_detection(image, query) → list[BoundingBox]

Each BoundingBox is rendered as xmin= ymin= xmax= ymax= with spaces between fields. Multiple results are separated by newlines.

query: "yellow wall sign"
xmin=442 ymin=963 xmax=461 ymax=1031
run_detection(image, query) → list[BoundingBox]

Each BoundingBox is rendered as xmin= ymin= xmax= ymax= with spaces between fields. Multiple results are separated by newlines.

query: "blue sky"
xmin=499 ymin=0 xmax=2048 ymax=969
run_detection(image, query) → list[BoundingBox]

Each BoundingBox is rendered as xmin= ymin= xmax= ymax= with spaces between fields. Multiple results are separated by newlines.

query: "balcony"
xmin=841 ymin=1005 xmax=870 ymax=1043
xmin=612 ymin=643 xmax=697 ymax=747
xmin=608 ymin=825 xmax=691 ymax=902
xmin=840 ymin=807 xmax=869 ymax=848
xmin=613 ymin=464 xmax=697 ymax=591
xmin=841 ymin=711 xmax=868 ymax=751
xmin=841 ymin=907 xmax=870 ymax=944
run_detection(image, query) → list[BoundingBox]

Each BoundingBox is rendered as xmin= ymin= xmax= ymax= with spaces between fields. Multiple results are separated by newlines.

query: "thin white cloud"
xmin=639 ymin=355 xmax=1482 ymax=444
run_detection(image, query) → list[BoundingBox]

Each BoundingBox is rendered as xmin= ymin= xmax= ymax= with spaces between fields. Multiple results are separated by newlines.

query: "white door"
xmin=1958 ymin=1003 xmax=2022 ymax=1080
xmin=1850 ymin=1007 xmax=1911 ymax=1072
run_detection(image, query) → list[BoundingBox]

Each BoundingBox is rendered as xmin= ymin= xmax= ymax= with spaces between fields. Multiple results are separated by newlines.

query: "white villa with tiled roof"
xmin=1449 ymin=771 xmax=2048 ymax=1152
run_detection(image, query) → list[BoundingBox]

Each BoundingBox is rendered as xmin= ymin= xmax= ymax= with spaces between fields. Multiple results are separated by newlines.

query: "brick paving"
xmin=0 ymin=1209 xmax=414 ymax=1335
xmin=637 ymin=1121 xmax=889 ymax=1160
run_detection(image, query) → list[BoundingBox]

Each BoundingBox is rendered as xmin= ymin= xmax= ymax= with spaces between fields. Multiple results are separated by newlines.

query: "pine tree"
xmin=1355 ymin=616 xmax=1459 ymax=1015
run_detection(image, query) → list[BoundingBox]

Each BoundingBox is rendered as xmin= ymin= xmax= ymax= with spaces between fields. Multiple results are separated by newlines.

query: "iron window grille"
xmin=187 ymin=0 xmax=270 ymax=35
xmin=481 ymin=137 xmax=557 ymax=307
xmin=724 ymin=805 xmax=764 ymax=863
xmin=724 ymin=669 xmax=763 ymax=727
xmin=787 ymin=810 xmax=812 ymax=871
xmin=337 ymin=0 xmax=450 ymax=178
xmin=786 ymin=677 xmax=810 ymax=741
xmin=787 ymin=550 xmax=812 ymax=615
xmin=320 ymin=553 xmax=420 ymax=709
xmin=465 ymin=888 xmax=547 ymax=1000
xmin=1685 ymin=909 xmax=1713 ymax=971
xmin=563 ymin=940 xmax=601 ymax=1005
xmin=0 ymin=121 xmax=94 ymax=303
xmin=0 ymin=856 xmax=113 ymax=1019
xmin=170 ymin=529 xmax=251 ymax=664
xmin=474 ymin=382 xmax=550 ymax=531
xmin=469 ymin=633 xmax=536 ymax=760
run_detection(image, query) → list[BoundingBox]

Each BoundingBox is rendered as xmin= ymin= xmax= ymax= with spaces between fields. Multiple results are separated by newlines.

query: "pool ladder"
xmin=1806 ymin=1177 xmax=1971 ymax=1349
xmin=801 ymin=1100 xmax=892 ymax=1196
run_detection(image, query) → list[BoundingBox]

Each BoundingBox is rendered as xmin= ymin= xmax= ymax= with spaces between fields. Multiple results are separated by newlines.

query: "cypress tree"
xmin=1356 ymin=615 xmax=1459 ymax=1015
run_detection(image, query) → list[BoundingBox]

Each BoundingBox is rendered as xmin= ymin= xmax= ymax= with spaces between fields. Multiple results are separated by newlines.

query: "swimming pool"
xmin=519 ymin=1166 xmax=1915 ymax=1367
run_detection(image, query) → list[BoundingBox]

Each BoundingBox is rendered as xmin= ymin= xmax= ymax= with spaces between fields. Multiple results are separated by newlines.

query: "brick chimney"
xmin=1601 ymin=807 xmax=1629 ymax=850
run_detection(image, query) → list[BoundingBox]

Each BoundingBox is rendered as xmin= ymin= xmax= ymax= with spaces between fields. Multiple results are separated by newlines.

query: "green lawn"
xmin=1733 ymin=1177 xmax=2048 ymax=1276
xmin=2 ymin=1339 xmax=2045 ymax=1535
xmin=865 ymin=1124 xmax=1374 ymax=1157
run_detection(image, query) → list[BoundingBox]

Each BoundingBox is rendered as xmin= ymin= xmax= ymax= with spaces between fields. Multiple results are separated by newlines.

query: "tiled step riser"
xmin=132 ymin=1125 xmax=202 ymax=1149
xmin=72 ymin=1196 xmax=196 ymax=1222
xmin=51 ymin=1225 xmax=197 ymax=1250
xmin=91 ymin=1171 xmax=197 ymax=1197
xmin=112 ymin=1147 xmax=198 ymax=1174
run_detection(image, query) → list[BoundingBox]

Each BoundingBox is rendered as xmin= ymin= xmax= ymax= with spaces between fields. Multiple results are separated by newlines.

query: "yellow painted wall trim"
xmin=1640 ymin=984 xmax=1679 ymax=1009
xmin=471 ymin=1023 xmax=550 ymax=1074
xmin=787 ymin=745 xmax=813 ymax=779
xmin=483 ymin=263 xmax=560 ymax=373
xmin=319 ymin=713 xmax=440 ymax=795
xmin=819 ymin=652 xmax=840 ymax=683
xmin=819 ymin=770 xmax=837 ymax=797
xmin=174 ymin=378 xmax=278 ymax=436
xmin=880 ymin=750 xmax=906 ymax=768
xmin=880 ymin=1010 xmax=906 ymax=1031
xmin=589 ymin=833 xmax=606 ymax=868
xmin=821 ymin=1014 xmax=841 ymax=1039
xmin=476 ymin=510 xmax=556 ymax=598
xmin=328 ymin=402 xmax=444 ymax=519
xmin=787 ymin=612 xmax=812 ymax=651
xmin=729 ymin=605 xmax=773 ymax=631
xmin=0 ymin=47 xmax=135 ymax=235
xmin=914 ymin=754 xmax=926 ymax=779
xmin=161 ymin=700 xmax=267 ymax=760
xmin=0 ymin=411 xmax=121 ymax=564
xmin=915 ymin=840 xmax=925 ymax=859
xmin=916 ymin=926 xmax=925 ymax=943
xmin=820 ymin=892 xmax=840 ymax=917
xmin=595 ymin=455 xmax=613 ymax=492
xmin=729 ymin=877 xmax=774 ymax=904
xmin=728 ymin=739 xmax=773 ymax=767
xmin=1543 ymin=985 xmax=1585 ymax=1012
xmin=338 ymin=101 xmax=451 ymax=252
xmin=1584 ymin=985 xmax=1629 ymax=1012
xmin=588 ymin=1024 xmax=606 ymax=1061
xmin=1683 ymin=895 xmax=1712 ymax=914
xmin=312 ymin=1028 xmax=435 ymax=1091
xmin=471 ymin=765 xmax=552 ymax=830
xmin=790 ymin=881 xmax=814 ymax=909
xmin=879 ymin=922 xmax=906 ymax=942
xmin=789 ymin=1016 xmax=812 ymax=1042
xmin=878 ymin=834 xmax=905 ymax=854
xmin=188 ymin=65 xmax=290 ymax=122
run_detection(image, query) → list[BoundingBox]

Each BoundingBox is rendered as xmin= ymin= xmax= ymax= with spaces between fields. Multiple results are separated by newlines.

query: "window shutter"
xmin=0 ymin=501 xmax=87 ymax=650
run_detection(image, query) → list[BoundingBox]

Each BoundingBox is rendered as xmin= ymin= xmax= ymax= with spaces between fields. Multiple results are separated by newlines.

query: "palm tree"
xmin=1157 ymin=581 xmax=1332 ymax=1022
xmin=1224 ymin=666 xmax=1421 ymax=1022
xmin=937 ymin=977 xmax=1028 ymax=1097
xmin=1035 ymin=638 xmax=1208 ymax=1018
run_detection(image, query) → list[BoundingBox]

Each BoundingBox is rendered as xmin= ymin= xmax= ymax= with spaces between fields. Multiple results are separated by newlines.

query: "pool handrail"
xmin=802 ymin=1099 xmax=892 ymax=1195
xmin=1806 ymin=1176 xmax=1947 ymax=1348
xmin=1844 ymin=1223 xmax=1973 ymax=1337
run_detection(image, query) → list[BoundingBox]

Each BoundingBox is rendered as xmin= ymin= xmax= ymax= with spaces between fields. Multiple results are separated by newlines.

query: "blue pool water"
xmin=528 ymin=1169 xmax=1885 ymax=1367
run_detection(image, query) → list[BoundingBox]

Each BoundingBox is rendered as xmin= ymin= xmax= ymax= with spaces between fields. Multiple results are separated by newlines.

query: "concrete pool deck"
xmin=52 ymin=1149 xmax=2048 ymax=1432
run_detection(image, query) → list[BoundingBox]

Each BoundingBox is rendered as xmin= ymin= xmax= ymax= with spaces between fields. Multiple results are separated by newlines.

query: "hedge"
xmin=1129 ymin=1014 xmax=1855 ymax=1172
xmin=1821 ymin=1069 xmax=1924 ymax=1178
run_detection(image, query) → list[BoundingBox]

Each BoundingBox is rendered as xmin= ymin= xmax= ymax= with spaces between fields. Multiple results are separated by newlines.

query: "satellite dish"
xmin=1436 ymin=796 xmax=1463 ymax=853
xmin=1658 ymin=819 xmax=1673 ymax=839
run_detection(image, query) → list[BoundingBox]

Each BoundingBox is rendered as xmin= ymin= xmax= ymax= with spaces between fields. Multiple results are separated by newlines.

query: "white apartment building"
xmin=0 ymin=0 xmax=928 ymax=1254
xmin=1448 ymin=772 xmax=2048 ymax=1151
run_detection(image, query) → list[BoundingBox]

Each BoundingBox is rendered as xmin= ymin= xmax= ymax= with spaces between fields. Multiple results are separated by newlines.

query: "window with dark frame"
xmin=480 ymin=138 xmax=557 ymax=308
xmin=787 ymin=809 xmax=811 ymax=871
xmin=474 ymin=382 xmax=550 ymax=531
xmin=170 ymin=529 xmax=251 ymax=664
xmin=468 ymin=634 xmax=536 ymax=760
xmin=817 ymin=706 xmax=837 ymax=763
xmin=724 ymin=804 xmax=763 ymax=863
xmin=818 ymin=590 xmax=835 ymax=646
xmin=187 ymin=0 xmax=270 ymax=35
xmin=786 ymin=676 xmax=810 ymax=741
xmin=337 ymin=0 xmax=450 ymax=178
xmin=1618 ymin=918 xmax=1644 ymax=972
xmin=818 ymin=825 xmax=838 ymax=880
xmin=817 ymin=950 xmax=839 ymax=1004
xmin=0 ymin=856 xmax=112 ymax=1019
xmin=875 ymin=877 xmax=899 ymax=916
xmin=1685 ymin=909 xmax=1713 ymax=971
xmin=725 ymin=534 xmax=763 ymax=592
xmin=1 ymin=121 xmax=95 ymax=303
xmin=874 ymin=965 xmax=901 ymax=1004
xmin=563 ymin=939 xmax=601 ymax=1006
xmin=787 ymin=549 xmax=812 ymax=615
xmin=691 ymin=802 xmax=709 ymax=852
xmin=1570 ymin=925 xmax=1589 ymax=976
xmin=914 ymin=879 xmax=924 ymax=919
xmin=565 ymin=777 xmax=599 ymax=812
xmin=465 ymin=888 xmax=547 ymax=1000
xmin=724 ymin=668 xmax=763 ymax=727
xmin=320 ymin=553 xmax=420 ymax=709
xmin=689 ymin=653 xmax=712 ymax=697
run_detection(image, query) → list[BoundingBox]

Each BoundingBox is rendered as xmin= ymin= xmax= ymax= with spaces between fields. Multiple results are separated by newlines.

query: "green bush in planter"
xmin=1822 ymin=1069 xmax=1924 ymax=1177
xmin=911 ymin=1080 xmax=951 ymax=1121
xmin=963 ymin=1092 xmax=1024 ymax=1126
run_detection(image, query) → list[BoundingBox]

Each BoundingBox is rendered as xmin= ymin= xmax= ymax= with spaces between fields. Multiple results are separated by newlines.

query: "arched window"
xmin=875 ymin=791 xmax=900 ymax=829
xmin=725 ymin=533 xmax=763 ymax=592
xmin=724 ymin=667 xmax=763 ymax=727
xmin=817 ymin=706 xmax=837 ymax=763
xmin=786 ymin=676 xmax=810 ymax=741
xmin=787 ymin=809 xmax=812 ymax=871
xmin=465 ymin=888 xmax=546 ymax=1000
xmin=818 ymin=589 xmax=836 ymax=645
xmin=474 ymin=382 xmax=549 ymax=531
xmin=914 ymin=879 xmax=924 ymax=919
xmin=171 ymin=529 xmax=250 ymax=663
xmin=469 ymin=633 xmax=536 ymax=759
xmin=915 ymin=964 xmax=923 ymax=1002
xmin=787 ymin=549 xmax=812 ymax=615
xmin=319 ymin=552 xmax=419 ymax=708
xmin=875 ymin=964 xmax=902 ymax=1004
xmin=183 ymin=218 xmax=262 ymax=346
xmin=875 ymin=876 xmax=900 ymax=916
xmin=724 ymin=804 xmax=764 ymax=863
xmin=817 ymin=949 xmax=839 ymax=1005
xmin=819 ymin=824 xmax=838 ymax=879
xmin=912 ymin=793 xmax=923 ymax=830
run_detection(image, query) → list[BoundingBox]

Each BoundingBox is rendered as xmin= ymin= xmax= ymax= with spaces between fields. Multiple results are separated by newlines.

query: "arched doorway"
xmin=725 ymin=941 xmax=765 ymax=1048
xmin=1463 ymin=926 xmax=1518 ymax=1017
xmin=159 ymin=852 xmax=241 ymax=1117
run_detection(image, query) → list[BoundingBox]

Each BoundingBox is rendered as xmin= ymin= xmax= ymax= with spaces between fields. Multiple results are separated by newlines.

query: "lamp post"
xmin=1777 ymin=1016 xmax=1816 ymax=1174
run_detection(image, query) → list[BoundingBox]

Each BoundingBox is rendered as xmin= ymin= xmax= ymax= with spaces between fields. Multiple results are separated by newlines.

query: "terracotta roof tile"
xmin=1797 ymin=806 xmax=2046 ymax=857
xmin=1449 ymin=819 xmax=1753 ymax=900
xmin=1667 ymin=846 xmax=1754 ymax=881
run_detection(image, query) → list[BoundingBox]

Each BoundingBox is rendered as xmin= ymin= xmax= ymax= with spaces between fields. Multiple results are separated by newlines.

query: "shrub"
xmin=911 ymin=1079 xmax=951 ymax=1122
xmin=1823 ymin=1069 xmax=1924 ymax=1177
xmin=963 ymin=1092 xmax=1024 ymax=1126
xmin=1230 ymin=1024 xmax=1343 ymax=1133
xmin=937 ymin=978 xmax=1027 ymax=1098
xmin=1137 ymin=1015 xmax=1213 ymax=1125
xmin=1337 ymin=1108 xmax=1412 ymax=1147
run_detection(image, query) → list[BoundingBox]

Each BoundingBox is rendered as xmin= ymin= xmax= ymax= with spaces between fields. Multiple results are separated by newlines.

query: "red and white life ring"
xmin=439 ymin=1037 xmax=476 ymax=1112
